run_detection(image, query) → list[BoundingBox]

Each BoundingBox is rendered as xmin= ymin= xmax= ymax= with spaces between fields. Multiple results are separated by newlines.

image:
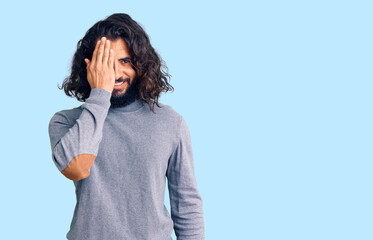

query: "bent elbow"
xmin=61 ymin=154 xmax=96 ymax=181
xmin=61 ymin=168 xmax=91 ymax=181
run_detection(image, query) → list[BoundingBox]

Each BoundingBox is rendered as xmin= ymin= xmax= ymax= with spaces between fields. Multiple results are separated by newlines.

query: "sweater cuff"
xmin=85 ymin=88 xmax=112 ymax=109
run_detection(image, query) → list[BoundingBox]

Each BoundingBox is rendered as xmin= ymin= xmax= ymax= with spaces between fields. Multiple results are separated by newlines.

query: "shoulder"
xmin=151 ymin=102 xmax=192 ymax=142
xmin=141 ymin=100 xmax=187 ymax=133
xmin=145 ymin=101 xmax=183 ymax=122
xmin=49 ymin=106 xmax=83 ymax=126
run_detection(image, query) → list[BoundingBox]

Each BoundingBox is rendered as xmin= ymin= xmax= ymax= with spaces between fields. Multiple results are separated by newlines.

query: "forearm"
xmin=48 ymin=88 xmax=111 ymax=181
xmin=167 ymin=115 xmax=205 ymax=239
xmin=169 ymin=182 xmax=205 ymax=240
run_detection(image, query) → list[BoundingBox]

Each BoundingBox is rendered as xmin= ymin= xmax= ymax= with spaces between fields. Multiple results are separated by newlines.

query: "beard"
xmin=110 ymin=77 xmax=141 ymax=108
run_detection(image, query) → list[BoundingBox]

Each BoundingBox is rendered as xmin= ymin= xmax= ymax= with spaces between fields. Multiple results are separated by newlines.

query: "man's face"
xmin=110 ymin=38 xmax=137 ymax=97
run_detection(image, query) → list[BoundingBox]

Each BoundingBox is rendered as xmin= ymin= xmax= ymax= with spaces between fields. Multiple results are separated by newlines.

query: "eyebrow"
xmin=118 ymin=57 xmax=131 ymax=61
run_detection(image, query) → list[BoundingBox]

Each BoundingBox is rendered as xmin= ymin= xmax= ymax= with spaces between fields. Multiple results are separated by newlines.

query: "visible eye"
xmin=119 ymin=59 xmax=131 ymax=64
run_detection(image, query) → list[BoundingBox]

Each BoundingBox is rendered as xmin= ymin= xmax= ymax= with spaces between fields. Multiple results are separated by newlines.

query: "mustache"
xmin=115 ymin=77 xmax=130 ymax=83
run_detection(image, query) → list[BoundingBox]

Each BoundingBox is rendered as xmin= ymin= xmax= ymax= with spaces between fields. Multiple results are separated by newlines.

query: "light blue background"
xmin=0 ymin=0 xmax=371 ymax=239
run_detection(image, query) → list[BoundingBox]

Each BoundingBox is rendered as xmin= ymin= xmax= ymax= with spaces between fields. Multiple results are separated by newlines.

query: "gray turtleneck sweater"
xmin=48 ymin=88 xmax=205 ymax=240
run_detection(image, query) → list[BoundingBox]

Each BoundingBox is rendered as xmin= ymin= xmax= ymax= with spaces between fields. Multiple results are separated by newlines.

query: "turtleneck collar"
xmin=109 ymin=98 xmax=145 ymax=112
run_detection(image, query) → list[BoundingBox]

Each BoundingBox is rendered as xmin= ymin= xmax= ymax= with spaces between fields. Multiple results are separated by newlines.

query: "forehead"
xmin=109 ymin=38 xmax=131 ymax=57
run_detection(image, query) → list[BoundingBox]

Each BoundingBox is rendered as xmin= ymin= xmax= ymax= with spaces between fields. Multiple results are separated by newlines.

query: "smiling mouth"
xmin=114 ymin=78 xmax=130 ymax=90
xmin=114 ymin=81 xmax=125 ymax=86
xmin=115 ymin=78 xmax=129 ymax=84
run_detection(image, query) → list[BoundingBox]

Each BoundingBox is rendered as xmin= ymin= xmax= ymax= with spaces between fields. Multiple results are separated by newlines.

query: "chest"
xmin=94 ymin=114 xmax=176 ymax=179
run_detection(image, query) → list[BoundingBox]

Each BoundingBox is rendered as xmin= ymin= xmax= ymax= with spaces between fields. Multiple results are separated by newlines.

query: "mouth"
xmin=114 ymin=78 xmax=129 ymax=89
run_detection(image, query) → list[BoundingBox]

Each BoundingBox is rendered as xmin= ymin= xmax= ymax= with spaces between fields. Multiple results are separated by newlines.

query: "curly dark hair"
xmin=58 ymin=13 xmax=174 ymax=112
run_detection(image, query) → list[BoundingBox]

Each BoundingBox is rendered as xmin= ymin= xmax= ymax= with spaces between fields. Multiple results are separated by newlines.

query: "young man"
xmin=48 ymin=13 xmax=205 ymax=240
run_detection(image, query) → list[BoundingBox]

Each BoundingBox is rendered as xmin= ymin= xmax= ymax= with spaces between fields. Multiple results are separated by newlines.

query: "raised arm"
xmin=48 ymin=36 xmax=115 ymax=181
xmin=166 ymin=116 xmax=205 ymax=240
xmin=48 ymin=88 xmax=111 ymax=181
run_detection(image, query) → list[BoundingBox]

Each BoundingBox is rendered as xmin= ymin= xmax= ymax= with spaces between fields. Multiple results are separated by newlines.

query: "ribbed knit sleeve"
xmin=48 ymin=88 xmax=111 ymax=181
xmin=166 ymin=115 xmax=205 ymax=240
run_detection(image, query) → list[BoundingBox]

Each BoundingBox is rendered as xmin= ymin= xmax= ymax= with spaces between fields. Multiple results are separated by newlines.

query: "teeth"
xmin=115 ymin=82 xmax=124 ymax=86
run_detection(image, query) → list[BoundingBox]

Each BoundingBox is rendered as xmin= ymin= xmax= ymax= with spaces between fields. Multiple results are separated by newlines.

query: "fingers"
xmin=96 ymin=37 xmax=106 ymax=65
xmin=91 ymin=39 xmax=101 ymax=66
xmin=88 ymin=37 xmax=113 ymax=70
xmin=102 ymin=39 xmax=110 ymax=66
xmin=108 ymin=49 xmax=114 ymax=69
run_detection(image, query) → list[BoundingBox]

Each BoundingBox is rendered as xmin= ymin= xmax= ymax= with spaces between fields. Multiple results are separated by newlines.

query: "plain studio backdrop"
xmin=0 ymin=0 xmax=371 ymax=239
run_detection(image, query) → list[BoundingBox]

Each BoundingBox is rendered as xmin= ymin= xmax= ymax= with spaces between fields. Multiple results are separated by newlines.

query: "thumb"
xmin=84 ymin=58 xmax=90 ymax=65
